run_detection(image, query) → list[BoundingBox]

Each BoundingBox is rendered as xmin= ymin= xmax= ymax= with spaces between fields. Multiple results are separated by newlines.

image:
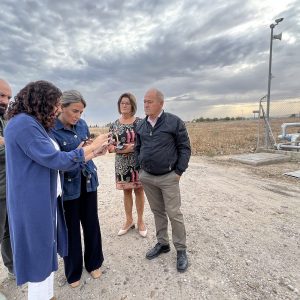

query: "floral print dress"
xmin=110 ymin=118 xmax=142 ymax=190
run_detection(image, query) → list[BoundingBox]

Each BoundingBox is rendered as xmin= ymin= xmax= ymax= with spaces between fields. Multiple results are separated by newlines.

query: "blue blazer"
xmin=5 ymin=113 xmax=85 ymax=285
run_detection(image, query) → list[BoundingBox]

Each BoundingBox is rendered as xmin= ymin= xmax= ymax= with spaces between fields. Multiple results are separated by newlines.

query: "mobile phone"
xmin=82 ymin=138 xmax=89 ymax=146
xmin=116 ymin=143 xmax=125 ymax=150
xmin=108 ymin=134 xmax=116 ymax=145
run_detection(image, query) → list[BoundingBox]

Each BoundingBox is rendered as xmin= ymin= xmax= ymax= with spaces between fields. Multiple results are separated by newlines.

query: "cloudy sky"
xmin=1 ymin=0 xmax=299 ymax=125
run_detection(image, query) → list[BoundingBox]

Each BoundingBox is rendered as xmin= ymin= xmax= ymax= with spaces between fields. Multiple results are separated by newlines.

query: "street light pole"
xmin=265 ymin=17 xmax=284 ymax=147
xmin=266 ymin=24 xmax=274 ymax=120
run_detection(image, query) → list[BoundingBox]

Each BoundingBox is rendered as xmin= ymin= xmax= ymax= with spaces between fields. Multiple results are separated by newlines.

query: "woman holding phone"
xmin=5 ymin=81 xmax=108 ymax=299
xmin=109 ymin=92 xmax=147 ymax=237
xmin=52 ymin=90 xmax=104 ymax=288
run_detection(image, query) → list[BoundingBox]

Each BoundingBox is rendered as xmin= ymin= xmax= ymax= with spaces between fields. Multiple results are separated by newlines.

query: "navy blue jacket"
xmin=5 ymin=113 xmax=85 ymax=285
xmin=52 ymin=119 xmax=99 ymax=201
xmin=135 ymin=111 xmax=191 ymax=176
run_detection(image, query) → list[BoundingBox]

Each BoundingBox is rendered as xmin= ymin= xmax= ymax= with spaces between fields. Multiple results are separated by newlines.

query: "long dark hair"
xmin=6 ymin=80 xmax=62 ymax=130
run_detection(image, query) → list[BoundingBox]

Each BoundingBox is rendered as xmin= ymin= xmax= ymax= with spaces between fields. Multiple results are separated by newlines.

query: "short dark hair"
xmin=6 ymin=80 xmax=62 ymax=130
xmin=117 ymin=92 xmax=137 ymax=116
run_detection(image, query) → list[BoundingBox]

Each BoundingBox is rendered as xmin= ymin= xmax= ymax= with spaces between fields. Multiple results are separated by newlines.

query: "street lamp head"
xmin=275 ymin=17 xmax=284 ymax=24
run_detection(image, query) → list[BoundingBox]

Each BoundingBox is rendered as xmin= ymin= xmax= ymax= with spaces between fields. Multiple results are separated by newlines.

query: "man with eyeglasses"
xmin=0 ymin=79 xmax=14 ymax=289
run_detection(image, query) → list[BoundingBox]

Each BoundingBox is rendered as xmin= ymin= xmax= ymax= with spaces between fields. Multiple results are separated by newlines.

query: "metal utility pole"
xmin=265 ymin=17 xmax=284 ymax=147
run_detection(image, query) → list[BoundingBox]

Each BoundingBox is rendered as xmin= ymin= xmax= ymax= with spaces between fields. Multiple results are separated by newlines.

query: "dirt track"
xmin=1 ymin=154 xmax=300 ymax=300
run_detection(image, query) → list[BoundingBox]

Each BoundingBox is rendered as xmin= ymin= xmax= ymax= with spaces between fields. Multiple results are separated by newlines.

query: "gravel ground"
xmin=1 ymin=154 xmax=300 ymax=300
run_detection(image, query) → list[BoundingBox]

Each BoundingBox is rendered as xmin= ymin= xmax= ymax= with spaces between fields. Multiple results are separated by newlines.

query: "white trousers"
xmin=28 ymin=272 xmax=54 ymax=300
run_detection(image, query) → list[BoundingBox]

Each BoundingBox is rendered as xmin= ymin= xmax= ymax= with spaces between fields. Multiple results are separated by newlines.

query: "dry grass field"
xmin=90 ymin=117 xmax=300 ymax=156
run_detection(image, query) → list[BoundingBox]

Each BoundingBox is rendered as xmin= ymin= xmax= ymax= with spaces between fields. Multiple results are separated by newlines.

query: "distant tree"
xmin=192 ymin=116 xmax=249 ymax=122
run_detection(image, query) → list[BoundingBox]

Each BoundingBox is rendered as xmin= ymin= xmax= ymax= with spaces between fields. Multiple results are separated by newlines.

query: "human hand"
xmin=0 ymin=136 xmax=4 ymax=146
xmin=107 ymin=144 xmax=115 ymax=153
xmin=90 ymin=133 xmax=111 ymax=156
xmin=82 ymin=138 xmax=93 ymax=147
xmin=92 ymin=133 xmax=110 ymax=149
xmin=76 ymin=137 xmax=94 ymax=149
xmin=93 ymin=144 xmax=108 ymax=156
xmin=125 ymin=143 xmax=135 ymax=152
xmin=176 ymin=174 xmax=181 ymax=181
xmin=117 ymin=143 xmax=134 ymax=153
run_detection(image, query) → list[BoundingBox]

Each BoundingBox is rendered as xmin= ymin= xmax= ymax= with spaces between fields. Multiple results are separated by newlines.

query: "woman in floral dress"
xmin=109 ymin=92 xmax=147 ymax=237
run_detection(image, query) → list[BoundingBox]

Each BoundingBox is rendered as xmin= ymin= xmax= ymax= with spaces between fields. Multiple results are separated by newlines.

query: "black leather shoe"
xmin=177 ymin=250 xmax=188 ymax=272
xmin=146 ymin=243 xmax=170 ymax=260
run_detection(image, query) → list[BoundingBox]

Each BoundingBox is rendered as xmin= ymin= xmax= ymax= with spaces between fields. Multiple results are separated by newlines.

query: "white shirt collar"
xmin=148 ymin=110 xmax=163 ymax=127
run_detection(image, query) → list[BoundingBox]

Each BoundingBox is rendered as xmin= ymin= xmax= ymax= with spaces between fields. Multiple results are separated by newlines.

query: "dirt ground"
xmin=1 ymin=154 xmax=300 ymax=300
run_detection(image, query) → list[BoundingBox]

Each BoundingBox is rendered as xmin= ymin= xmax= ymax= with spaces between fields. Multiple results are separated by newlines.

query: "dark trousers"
xmin=0 ymin=198 xmax=13 ymax=274
xmin=63 ymin=181 xmax=104 ymax=284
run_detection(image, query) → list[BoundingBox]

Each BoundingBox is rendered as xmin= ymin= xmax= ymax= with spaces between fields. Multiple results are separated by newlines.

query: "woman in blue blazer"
xmin=5 ymin=81 xmax=108 ymax=299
